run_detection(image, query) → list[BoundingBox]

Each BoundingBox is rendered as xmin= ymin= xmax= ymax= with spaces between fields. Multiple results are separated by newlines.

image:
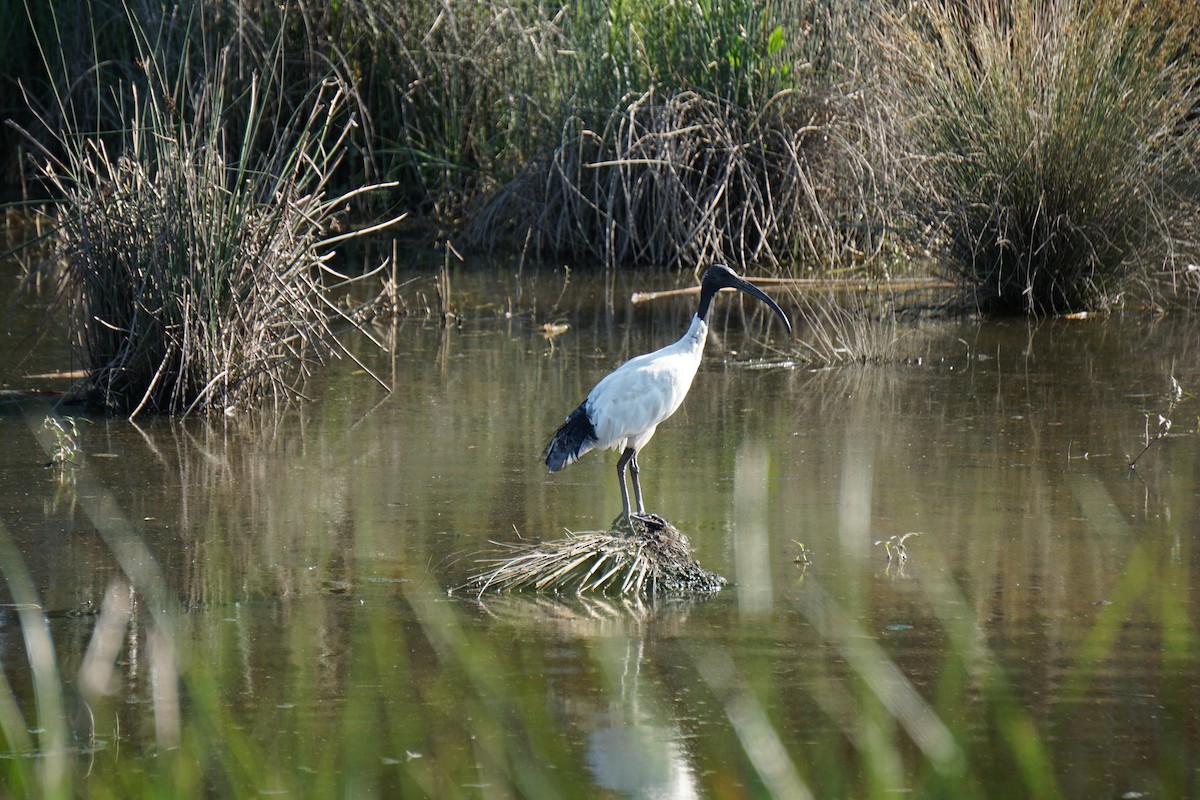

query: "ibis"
xmin=544 ymin=264 xmax=792 ymax=521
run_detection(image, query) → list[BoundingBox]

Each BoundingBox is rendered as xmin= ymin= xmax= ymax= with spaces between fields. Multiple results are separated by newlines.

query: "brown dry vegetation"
xmin=868 ymin=0 xmax=1200 ymax=313
xmin=1 ymin=0 xmax=1199 ymax=418
xmin=462 ymin=87 xmax=883 ymax=273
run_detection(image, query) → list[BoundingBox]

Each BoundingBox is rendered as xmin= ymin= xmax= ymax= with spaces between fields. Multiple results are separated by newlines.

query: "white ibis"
xmin=544 ymin=264 xmax=792 ymax=521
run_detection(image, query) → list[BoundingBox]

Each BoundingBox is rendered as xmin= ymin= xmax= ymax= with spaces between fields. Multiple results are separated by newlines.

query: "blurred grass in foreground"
xmin=0 ymin=404 xmax=1196 ymax=798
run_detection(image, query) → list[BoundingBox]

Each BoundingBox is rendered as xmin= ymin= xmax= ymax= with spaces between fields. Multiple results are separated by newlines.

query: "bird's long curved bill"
xmin=731 ymin=278 xmax=792 ymax=334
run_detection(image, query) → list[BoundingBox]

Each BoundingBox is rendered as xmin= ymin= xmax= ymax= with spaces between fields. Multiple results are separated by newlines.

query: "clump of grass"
xmin=18 ymin=17 xmax=393 ymax=416
xmin=460 ymin=515 xmax=726 ymax=596
xmin=1129 ymin=375 xmax=1191 ymax=469
xmin=460 ymin=0 xmax=887 ymax=273
xmin=871 ymin=0 xmax=1200 ymax=314
xmin=793 ymin=289 xmax=900 ymax=365
xmin=41 ymin=414 xmax=81 ymax=470
xmin=465 ymin=87 xmax=874 ymax=272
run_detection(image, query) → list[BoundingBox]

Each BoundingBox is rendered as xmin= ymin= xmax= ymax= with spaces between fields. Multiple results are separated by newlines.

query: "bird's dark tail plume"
xmin=544 ymin=402 xmax=597 ymax=472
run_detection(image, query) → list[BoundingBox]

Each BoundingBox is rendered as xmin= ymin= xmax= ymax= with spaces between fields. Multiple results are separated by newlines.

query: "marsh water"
xmin=1 ymin=256 xmax=1198 ymax=797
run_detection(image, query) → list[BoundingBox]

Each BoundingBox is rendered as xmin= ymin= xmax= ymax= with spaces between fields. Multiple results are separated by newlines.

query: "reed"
xmin=17 ymin=10 xmax=390 ymax=416
xmin=793 ymin=289 xmax=901 ymax=365
xmin=346 ymin=1 xmax=569 ymax=213
xmin=464 ymin=85 xmax=886 ymax=273
xmin=869 ymin=0 xmax=1200 ymax=314
xmin=0 ymin=0 xmax=147 ymax=188
xmin=461 ymin=1 xmax=886 ymax=272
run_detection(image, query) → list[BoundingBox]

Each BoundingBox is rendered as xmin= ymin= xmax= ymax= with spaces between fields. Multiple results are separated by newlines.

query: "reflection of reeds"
xmin=461 ymin=516 xmax=726 ymax=596
xmin=472 ymin=593 xmax=698 ymax=640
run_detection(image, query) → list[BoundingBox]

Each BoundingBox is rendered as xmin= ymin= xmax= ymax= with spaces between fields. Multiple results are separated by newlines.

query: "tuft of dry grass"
xmin=793 ymin=289 xmax=901 ymax=365
xmin=463 ymin=87 xmax=883 ymax=273
xmin=17 ymin=30 xmax=396 ymax=416
xmin=460 ymin=515 xmax=726 ymax=597
xmin=869 ymin=0 xmax=1200 ymax=314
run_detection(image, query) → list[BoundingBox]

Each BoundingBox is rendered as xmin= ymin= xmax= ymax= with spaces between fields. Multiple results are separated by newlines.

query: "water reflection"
xmin=476 ymin=595 xmax=701 ymax=798
xmin=733 ymin=441 xmax=772 ymax=615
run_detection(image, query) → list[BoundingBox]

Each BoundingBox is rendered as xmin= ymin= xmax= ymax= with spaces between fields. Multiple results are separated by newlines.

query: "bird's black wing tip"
xmin=543 ymin=402 xmax=596 ymax=472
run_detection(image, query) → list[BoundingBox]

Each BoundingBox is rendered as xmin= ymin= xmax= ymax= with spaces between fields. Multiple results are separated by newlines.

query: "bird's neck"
xmin=695 ymin=282 xmax=718 ymax=322
xmin=680 ymin=315 xmax=709 ymax=350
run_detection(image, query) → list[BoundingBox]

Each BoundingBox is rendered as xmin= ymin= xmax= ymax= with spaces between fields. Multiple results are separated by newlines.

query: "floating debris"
xmin=875 ymin=532 xmax=922 ymax=564
xmin=792 ymin=540 xmax=813 ymax=566
xmin=459 ymin=515 xmax=726 ymax=597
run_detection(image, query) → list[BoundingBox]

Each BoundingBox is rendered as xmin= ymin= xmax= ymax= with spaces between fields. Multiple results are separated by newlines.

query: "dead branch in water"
xmin=631 ymin=276 xmax=953 ymax=304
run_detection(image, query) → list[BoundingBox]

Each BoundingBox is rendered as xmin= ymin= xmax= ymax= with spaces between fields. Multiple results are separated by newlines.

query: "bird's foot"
xmin=630 ymin=512 xmax=668 ymax=531
xmin=612 ymin=511 xmax=669 ymax=534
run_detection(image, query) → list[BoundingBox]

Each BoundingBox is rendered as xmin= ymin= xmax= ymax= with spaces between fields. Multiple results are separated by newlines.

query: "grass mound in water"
xmin=461 ymin=515 xmax=726 ymax=597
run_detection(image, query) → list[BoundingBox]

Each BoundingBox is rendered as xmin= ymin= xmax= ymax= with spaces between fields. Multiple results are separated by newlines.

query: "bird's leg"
xmin=616 ymin=447 xmax=635 ymax=520
xmin=628 ymin=452 xmax=646 ymax=515
xmin=626 ymin=452 xmax=666 ymax=529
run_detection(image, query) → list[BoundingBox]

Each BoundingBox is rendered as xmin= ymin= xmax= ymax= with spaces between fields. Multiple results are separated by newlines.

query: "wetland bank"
xmin=3 ymin=0 xmax=1200 ymax=796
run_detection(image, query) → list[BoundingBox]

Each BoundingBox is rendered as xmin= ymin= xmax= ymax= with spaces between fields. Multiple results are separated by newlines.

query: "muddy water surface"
xmin=1 ymin=260 xmax=1198 ymax=797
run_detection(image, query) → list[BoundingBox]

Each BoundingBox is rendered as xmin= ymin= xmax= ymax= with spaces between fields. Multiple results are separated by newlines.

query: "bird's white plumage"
xmin=585 ymin=316 xmax=708 ymax=455
xmin=544 ymin=262 xmax=792 ymax=520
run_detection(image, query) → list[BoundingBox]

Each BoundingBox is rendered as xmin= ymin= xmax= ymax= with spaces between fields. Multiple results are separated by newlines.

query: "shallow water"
xmin=1 ymin=257 xmax=1198 ymax=797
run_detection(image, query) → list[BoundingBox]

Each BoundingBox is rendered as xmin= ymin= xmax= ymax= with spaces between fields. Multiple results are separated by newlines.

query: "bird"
xmin=543 ymin=263 xmax=792 ymax=522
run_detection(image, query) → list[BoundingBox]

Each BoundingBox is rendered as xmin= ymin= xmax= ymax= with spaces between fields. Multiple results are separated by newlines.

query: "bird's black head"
xmin=697 ymin=264 xmax=792 ymax=333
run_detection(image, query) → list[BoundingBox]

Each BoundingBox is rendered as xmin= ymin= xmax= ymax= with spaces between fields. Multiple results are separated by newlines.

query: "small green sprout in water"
xmin=1129 ymin=376 xmax=1190 ymax=469
xmin=43 ymin=416 xmax=82 ymax=470
xmin=875 ymin=532 xmax=922 ymax=564
xmin=792 ymin=540 xmax=812 ymax=566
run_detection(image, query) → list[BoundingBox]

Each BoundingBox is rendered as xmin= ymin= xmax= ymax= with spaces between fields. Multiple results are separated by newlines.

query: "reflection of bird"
xmin=544 ymin=264 xmax=792 ymax=522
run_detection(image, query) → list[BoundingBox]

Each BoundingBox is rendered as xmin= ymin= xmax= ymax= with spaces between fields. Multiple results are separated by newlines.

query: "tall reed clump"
xmin=870 ymin=0 xmax=1200 ymax=314
xmin=463 ymin=0 xmax=886 ymax=273
xmin=19 ymin=17 xmax=387 ymax=416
